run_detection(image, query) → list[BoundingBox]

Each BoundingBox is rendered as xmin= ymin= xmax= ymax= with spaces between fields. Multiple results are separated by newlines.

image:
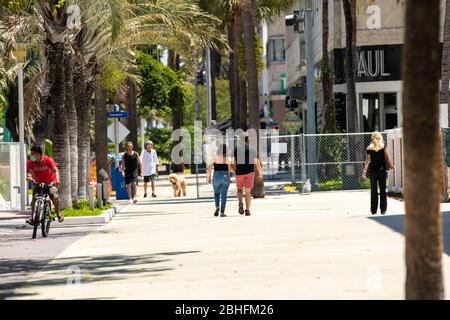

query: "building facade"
xmin=263 ymin=0 xmax=448 ymax=134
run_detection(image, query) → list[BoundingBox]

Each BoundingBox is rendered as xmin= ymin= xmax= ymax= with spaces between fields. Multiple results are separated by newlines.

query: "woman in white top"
xmin=141 ymin=140 xmax=159 ymax=197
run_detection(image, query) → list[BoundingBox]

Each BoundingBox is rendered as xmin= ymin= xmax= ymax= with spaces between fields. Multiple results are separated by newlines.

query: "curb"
xmin=59 ymin=204 xmax=122 ymax=225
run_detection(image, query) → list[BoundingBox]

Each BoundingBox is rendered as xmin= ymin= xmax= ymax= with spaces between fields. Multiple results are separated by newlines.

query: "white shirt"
xmin=141 ymin=149 xmax=159 ymax=176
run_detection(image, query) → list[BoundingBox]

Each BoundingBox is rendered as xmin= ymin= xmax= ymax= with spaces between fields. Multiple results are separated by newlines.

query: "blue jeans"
xmin=213 ymin=171 xmax=230 ymax=213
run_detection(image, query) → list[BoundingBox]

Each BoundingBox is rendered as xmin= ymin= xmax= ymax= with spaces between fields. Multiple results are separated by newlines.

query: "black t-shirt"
xmin=123 ymin=151 xmax=138 ymax=173
xmin=366 ymin=148 xmax=386 ymax=173
xmin=234 ymin=144 xmax=257 ymax=175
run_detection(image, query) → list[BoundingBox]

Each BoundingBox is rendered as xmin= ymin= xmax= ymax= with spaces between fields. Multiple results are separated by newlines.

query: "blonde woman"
xmin=207 ymin=144 xmax=235 ymax=217
xmin=362 ymin=132 xmax=394 ymax=215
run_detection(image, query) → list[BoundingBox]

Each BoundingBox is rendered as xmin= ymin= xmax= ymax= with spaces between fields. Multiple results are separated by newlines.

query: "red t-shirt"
xmin=27 ymin=155 xmax=57 ymax=184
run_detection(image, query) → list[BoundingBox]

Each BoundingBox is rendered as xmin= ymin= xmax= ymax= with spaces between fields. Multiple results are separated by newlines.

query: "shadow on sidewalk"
xmin=368 ymin=211 xmax=450 ymax=256
xmin=129 ymin=197 xmax=238 ymax=206
xmin=0 ymin=250 xmax=200 ymax=299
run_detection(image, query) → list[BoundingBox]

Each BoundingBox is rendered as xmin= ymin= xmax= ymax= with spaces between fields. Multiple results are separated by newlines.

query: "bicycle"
xmin=29 ymin=179 xmax=55 ymax=239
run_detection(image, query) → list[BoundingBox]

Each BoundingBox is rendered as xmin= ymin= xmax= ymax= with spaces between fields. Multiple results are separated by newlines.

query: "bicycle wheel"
xmin=32 ymin=200 xmax=43 ymax=239
xmin=41 ymin=202 xmax=51 ymax=238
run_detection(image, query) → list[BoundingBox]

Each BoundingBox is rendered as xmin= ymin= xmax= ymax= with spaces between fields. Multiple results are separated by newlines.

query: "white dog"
xmin=168 ymin=173 xmax=187 ymax=197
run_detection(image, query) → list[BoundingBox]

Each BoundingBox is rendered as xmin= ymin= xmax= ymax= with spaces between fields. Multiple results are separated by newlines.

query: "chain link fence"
xmin=196 ymin=132 xmax=386 ymax=196
xmin=0 ymin=143 xmax=21 ymax=210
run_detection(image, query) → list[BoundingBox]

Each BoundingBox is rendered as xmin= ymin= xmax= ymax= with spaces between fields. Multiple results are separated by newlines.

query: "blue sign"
xmin=107 ymin=111 xmax=128 ymax=118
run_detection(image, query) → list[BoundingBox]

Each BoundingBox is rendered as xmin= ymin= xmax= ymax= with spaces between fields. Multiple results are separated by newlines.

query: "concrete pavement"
xmin=3 ymin=178 xmax=450 ymax=299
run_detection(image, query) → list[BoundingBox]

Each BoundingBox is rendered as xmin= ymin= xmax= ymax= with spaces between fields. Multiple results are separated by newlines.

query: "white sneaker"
xmin=128 ymin=199 xmax=133 ymax=204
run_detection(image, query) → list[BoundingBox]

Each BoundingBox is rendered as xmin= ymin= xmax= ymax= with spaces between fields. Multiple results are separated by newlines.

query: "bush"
xmin=53 ymin=200 xmax=113 ymax=217
xmin=146 ymin=127 xmax=173 ymax=162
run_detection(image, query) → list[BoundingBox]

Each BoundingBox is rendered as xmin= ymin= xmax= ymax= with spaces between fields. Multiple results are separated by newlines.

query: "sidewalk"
xmin=6 ymin=180 xmax=450 ymax=299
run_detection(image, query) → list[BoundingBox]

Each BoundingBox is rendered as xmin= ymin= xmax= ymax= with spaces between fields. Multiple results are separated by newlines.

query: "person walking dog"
xmin=208 ymin=144 xmax=234 ymax=217
xmin=362 ymin=132 xmax=394 ymax=215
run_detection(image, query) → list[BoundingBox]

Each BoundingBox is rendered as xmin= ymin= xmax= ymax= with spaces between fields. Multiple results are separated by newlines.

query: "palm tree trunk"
xmin=126 ymin=78 xmax=138 ymax=148
xmin=343 ymin=0 xmax=358 ymax=133
xmin=49 ymin=42 xmax=72 ymax=209
xmin=233 ymin=7 xmax=245 ymax=129
xmin=441 ymin=0 xmax=450 ymax=126
xmin=64 ymin=48 xmax=78 ymax=203
xmin=94 ymin=85 xmax=108 ymax=183
xmin=239 ymin=79 xmax=248 ymax=130
xmin=74 ymin=57 xmax=95 ymax=199
xmin=228 ymin=23 xmax=237 ymax=129
xmin=322 ymin=0 xmax=335 ymax=133
xmin=403 ymin=0 xmax=444 ymax=300
xmin=242 ymin=0 xmax=264 ymax=198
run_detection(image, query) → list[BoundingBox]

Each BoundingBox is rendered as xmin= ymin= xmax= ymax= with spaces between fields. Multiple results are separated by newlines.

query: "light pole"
xmin=305 ymin=8 xmax=317 ymax=186
xmin=205 ymin=47 xmax=212 ymax=127
xmin=15 ymin=43 xmax=27 ymax=211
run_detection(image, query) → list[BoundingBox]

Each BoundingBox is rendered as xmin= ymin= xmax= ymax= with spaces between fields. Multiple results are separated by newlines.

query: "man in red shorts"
xmin=26 ymin=146 xmax=63 ymax=224
xmin=232 ymin=135 xmax=263 ymax=216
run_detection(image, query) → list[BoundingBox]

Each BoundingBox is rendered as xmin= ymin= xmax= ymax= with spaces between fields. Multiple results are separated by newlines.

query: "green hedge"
xmin=53 ymin=200 xmax=113 ymax=217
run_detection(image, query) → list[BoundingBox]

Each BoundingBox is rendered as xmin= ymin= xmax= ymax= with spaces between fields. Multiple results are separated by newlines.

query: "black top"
xmin=123 ymin=151 xmax=138 ymax=172
xmin=234 ymin=144 xmax=257 ymax=176
xmin=366 ymin=148 xmax=387 ymax=173
xmin=214 ymin=163 xmax=229 ymax=172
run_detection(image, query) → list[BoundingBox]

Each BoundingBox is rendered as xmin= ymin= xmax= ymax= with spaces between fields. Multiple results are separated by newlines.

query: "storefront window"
xmin=384 ymin=93 xmax=398 ymax=130
xmin=362 ymin=93 xmax=380 ymax=132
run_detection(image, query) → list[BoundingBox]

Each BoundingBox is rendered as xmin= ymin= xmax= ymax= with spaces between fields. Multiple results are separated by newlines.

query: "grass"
xmin=313 ymin=178 xmax=374 ymax=191
xmin=284 ymin=182 xmax=304 ymax=192
xmin=52 ymin=200 xmax=113 ymax=217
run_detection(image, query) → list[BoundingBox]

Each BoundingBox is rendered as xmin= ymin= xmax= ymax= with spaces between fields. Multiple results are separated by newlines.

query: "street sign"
xmin=14 ymin=43 xmax=27 ymax=63
xmin=107 ymin=121 xmax=130 ymax=143
xmin=282 ymin=111 xmax=303 ymax=134
xmin=107 ymin=111 xmax=128 ymax=118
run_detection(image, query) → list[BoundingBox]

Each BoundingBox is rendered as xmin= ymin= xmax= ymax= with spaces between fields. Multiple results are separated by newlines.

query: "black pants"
xmin=370 ymin=170 xmax=387 ymax=214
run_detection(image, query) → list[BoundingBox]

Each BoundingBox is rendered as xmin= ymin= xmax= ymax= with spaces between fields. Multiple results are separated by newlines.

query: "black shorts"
xmin=144 ymin=175 xmax=156 ymax=183
xmin=125 ymin=170 xmax=138 ymax=185
xmin=32 ymin=185 xmax=59 ymax=200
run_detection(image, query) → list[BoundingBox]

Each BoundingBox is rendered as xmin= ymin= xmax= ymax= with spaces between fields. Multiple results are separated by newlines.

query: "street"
xmin=1 ymin=181 xmax=450 ymax=300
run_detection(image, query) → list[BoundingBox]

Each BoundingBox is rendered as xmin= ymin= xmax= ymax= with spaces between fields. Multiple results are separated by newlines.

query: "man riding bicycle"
xmin=26 ymin=146 xmax=64 ymax=224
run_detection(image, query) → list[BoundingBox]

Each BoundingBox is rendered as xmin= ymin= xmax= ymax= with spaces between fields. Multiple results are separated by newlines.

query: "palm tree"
xmin=94 ymin=84 xmax=108 ymax=184
xmin=241 ymin=0 xmax=265 ymax=197
xmin=64 ymin=46 xmax=79 ymax=202
xmin=342 ymin=0 xmax=358 ymax=134
xmin=403 ymin=0 xmax=444 ymax=299
xmin=38 ymin=0 xmax=73 ymax=208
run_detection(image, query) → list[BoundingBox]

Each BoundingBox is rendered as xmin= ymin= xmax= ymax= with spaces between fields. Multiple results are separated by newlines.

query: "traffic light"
xmin=285 ymin=10 xmax=304 ymax=33
xmin=196 ymin=70 xmax=205 ymax=85
xmin=285 ymin=96 xmax=298 ymax=110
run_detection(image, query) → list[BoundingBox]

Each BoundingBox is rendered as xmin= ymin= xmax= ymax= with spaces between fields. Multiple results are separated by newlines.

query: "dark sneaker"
xmin=144 ymin=193 xmax=147 ymax=198
xmin=238 ymin=202 xmax=244 ymax=215
xmin=58 ymin=215 xmax=64 ymax=223
xmin=245 ymin=210 xmax=251 ymax=216
xmin=26 ymin=219 xmax=34 ymax=225
xmin=214 ymin=208 xmax=220 ymax=217
xmin=220 ymin=213 xmax=227 ymax=217
xmin=381 ymin=211 xmax=386 ymax=215
xmin=152 ymin=193 xmax=157 ymax=198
